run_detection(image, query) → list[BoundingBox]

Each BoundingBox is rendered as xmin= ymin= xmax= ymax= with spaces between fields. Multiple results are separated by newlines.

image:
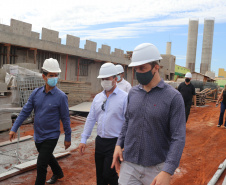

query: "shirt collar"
xmin=42 ymin=85 xmax=57 ymax=94
xmin=102 ymin=86 xmax=119 ymax=96
xmin=138 ymin=79 xmax=165 ymax=90
xmin=117 ymin=78 xmax=125 ymax=84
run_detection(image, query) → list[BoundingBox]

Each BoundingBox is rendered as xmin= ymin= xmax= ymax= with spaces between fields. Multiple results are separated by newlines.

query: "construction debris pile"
xmin=195 ymin=88 xmax=218 ymax=106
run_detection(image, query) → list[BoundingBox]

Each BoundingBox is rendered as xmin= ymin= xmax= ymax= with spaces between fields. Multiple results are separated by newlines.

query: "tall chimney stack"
xmin=200 ymin=18 xmax=215 ymax=74
xmin=186 ymin=18 xmax=199 ymax=72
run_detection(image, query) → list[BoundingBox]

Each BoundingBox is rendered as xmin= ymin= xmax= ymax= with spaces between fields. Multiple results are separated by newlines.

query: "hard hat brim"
xmin=97 ymin=73 xmax=116 ymax=78
xmin=128 ymin=57 xmax=162 ymax=67
xmin=41 ymin=67 xmax=61 ymax=73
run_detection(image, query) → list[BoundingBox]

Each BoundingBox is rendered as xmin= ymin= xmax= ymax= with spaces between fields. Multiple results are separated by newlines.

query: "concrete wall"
xmin=98 ymin=45 xmax=111 ymax=55
xmin=66 ymin=35 xmax=80 ymax=48
xmin=0 ymin=19 xmax=130 ymax=65
xmin=10 ymin=19 xmax=32 ymax=37
xmin=84 ymin=40 xmax=97 ymax=52
xmin=41 ymin=28 xmax=60 ymax=43
xmin=186 ymin=19 xmax=199 ymax=72
xmin=16 ymin=49 xmax=34 ymax=64
xmin=192 ymin=73 xmax=204 ymax=81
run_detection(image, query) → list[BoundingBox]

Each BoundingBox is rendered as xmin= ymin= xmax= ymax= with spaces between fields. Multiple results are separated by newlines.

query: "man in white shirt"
xmin=115 ymin=64 xmax=132 ymax=93
xmin=78 ymin=63 xmax=128 ymax=185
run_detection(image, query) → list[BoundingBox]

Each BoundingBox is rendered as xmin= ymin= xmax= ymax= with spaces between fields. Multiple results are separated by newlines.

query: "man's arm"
xmin=111 ymin=96 xmax=129 ymax=170
xmin=10 ymin=89 xmax=36 ymax=141
xmin=11 ymin=90 xmax=36 ymax=133
xmin=216 ymin=90 xmax=223 ymax=105
xmin=151 ymin=93 xmax=186 ymax=185
xmin=192 ymin=85 xmax=196 ymax=107
xmin=78 ymin=100 xmax=97 ymax=155
xmin=163 ymin=93 xmax=186 ymax=175
xmin=60 ymin=94 xmax=71 ymax=149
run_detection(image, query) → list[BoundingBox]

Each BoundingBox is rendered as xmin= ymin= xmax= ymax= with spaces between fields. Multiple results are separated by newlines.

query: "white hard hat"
xmin=129 ymin=43 xmax=162 ymax=67
xmin=42 ymin=58 xmax=61 ymax=73
xmin=185 ymin=72 xmax=192 ymax=78
xmin=97 ymin=63 xmax=118 ymax=78
xmin=115 ymin=65 xmax=124 ymax=74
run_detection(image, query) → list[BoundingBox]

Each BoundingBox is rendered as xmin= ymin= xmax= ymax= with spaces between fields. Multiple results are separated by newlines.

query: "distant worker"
xmin=78 ymin=63 xmax=128 ymax=185
xmin=115 ymin=64 xmax=132 ymax=93
xmin=9 ymin=58 xmax=71 ymax=185
xmin=216 ymin=85 xmax=226 ymax=128
xmin=111 ymin=43 xmax=186 ymax=185
xmin=178 ymin=72 xmax=196 ymax=122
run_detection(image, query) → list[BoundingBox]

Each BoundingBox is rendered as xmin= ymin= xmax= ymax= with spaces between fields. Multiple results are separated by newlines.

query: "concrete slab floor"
xmin=0 ymin=124 xmax=97 ymax=174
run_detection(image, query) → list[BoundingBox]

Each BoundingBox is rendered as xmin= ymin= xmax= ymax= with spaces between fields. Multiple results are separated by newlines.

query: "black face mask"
xmin=136 ymin=69 xmax=154 ymax=85
xmin=185 ymin=78 xmax=190 ymax=83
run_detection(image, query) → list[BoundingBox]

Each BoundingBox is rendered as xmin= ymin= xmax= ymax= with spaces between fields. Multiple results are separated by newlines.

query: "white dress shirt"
xmin=117 ymin=78 xmax=132 ymax=93
xmin=81 ymin=87 xmax=128 ymax=144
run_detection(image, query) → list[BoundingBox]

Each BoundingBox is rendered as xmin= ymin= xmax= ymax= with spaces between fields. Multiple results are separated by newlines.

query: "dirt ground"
xmin=0 ymin=102 xmax=226 ymax=185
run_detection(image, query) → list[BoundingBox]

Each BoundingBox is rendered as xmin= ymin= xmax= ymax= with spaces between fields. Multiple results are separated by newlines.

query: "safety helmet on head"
xmin=129 ymin=43 xmax=162 ymax=67
xmin=185 ymin=72 xmax=192 ymax=78
xmin=115 ymin=64 xmax=124 ymax=74
xmin=97 ymin=63 xmax=118 ymax=78
xmin=42 ymin=58 xmax=61 ymax=73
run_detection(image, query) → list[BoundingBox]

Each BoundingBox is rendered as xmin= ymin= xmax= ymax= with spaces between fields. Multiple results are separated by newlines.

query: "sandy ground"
xmin=0 ymin=102 xmax=226 ymax=185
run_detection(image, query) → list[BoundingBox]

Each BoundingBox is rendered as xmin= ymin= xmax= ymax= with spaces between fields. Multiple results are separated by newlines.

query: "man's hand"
xmin=78 ymin=143 xmax=86 ymax=155
xmin=9 ymin=131 xmax=16 ymax=142
xmin=64 ymin=141 xmax=71 ymax=150
xmin=111 ymin=145 xmax=123 ymax=171
xmin=150 ymin=171 xmax=171 ymax=185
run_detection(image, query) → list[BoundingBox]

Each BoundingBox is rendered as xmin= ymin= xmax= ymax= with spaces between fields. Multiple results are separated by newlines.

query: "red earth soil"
xmin=0 ymin=102 xmax=226 ymax=185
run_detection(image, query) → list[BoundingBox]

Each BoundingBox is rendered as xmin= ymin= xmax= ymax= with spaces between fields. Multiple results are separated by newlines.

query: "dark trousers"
xmin=185 ymin=103 xmax=192 ymax=122
xmin=95 ymin=135 xmax=118 ymax=185
xmin=218 ymin=102 xmax=226 ymax=126
xmin=35 ymin=139 xmax=62 ymax=185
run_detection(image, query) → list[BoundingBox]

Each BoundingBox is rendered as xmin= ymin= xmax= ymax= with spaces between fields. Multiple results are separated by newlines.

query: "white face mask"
xmin=101 ymin=80 xmax=113 ymax=91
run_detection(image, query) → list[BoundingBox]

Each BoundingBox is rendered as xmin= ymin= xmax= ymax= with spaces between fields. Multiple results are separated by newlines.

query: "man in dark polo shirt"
xmin=178 ymin=72 xmax=196 ymax=122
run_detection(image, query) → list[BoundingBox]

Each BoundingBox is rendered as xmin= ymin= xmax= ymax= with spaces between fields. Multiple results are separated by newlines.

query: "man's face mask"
xmin=47 ymin=77 xmax=58 ymax=87
xmin=117 ymin=75 xmax=121 ymax=82
xmin=185 ymin=78 xmax=190 ymax=83
xmin=101 ymin=80 xmax=114 ymax=91
xmin=136 ymin=68 xmax=154 ymax=85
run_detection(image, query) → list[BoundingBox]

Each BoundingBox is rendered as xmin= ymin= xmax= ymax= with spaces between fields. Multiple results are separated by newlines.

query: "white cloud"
xmin=0 ymin=0 xmax=226 ymax=40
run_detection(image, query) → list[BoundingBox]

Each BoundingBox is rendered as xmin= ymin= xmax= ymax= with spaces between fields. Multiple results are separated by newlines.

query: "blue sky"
xmin=0 ymin=0 xmax=226 ymax=76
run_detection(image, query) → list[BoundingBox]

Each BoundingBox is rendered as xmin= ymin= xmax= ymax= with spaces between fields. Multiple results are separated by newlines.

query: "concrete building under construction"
xmin=0 ymin=19 xmax=176 ymax=106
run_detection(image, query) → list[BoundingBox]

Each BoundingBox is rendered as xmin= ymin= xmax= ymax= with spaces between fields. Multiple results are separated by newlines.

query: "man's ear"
xmin=153 ymin=64 xmax=160 ymax=72
xmin=42 ymin=74 xmax=46 ymax=81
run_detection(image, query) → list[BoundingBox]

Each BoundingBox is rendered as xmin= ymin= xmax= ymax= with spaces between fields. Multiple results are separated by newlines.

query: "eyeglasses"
xmin=101 ymin=99 xmax=107 ymax=111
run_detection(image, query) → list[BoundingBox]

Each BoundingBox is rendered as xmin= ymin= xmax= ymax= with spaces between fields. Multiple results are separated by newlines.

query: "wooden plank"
xmin=0 ymin=135 xmax=33 ymax=147
xmin=0 ymin=152 xmax=70 ymax=181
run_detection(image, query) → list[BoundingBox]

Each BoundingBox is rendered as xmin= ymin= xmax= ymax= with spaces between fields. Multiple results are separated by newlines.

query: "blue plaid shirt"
xmin=116 ymin=79 xmax=186 ymax=175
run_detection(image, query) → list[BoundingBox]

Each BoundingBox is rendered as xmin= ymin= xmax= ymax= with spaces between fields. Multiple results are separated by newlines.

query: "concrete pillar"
xmin=186 ymin=18 xmax=199 ymax=72
xmin=34 ymin=49 xmax=37 ymax=64
xmin=166 ymin=42 xmax=171 ymax=54
xmin=5 ymin=44 xmax=11 ymax=64
xmin=200 ymin=18 xmax=215 ymax=74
